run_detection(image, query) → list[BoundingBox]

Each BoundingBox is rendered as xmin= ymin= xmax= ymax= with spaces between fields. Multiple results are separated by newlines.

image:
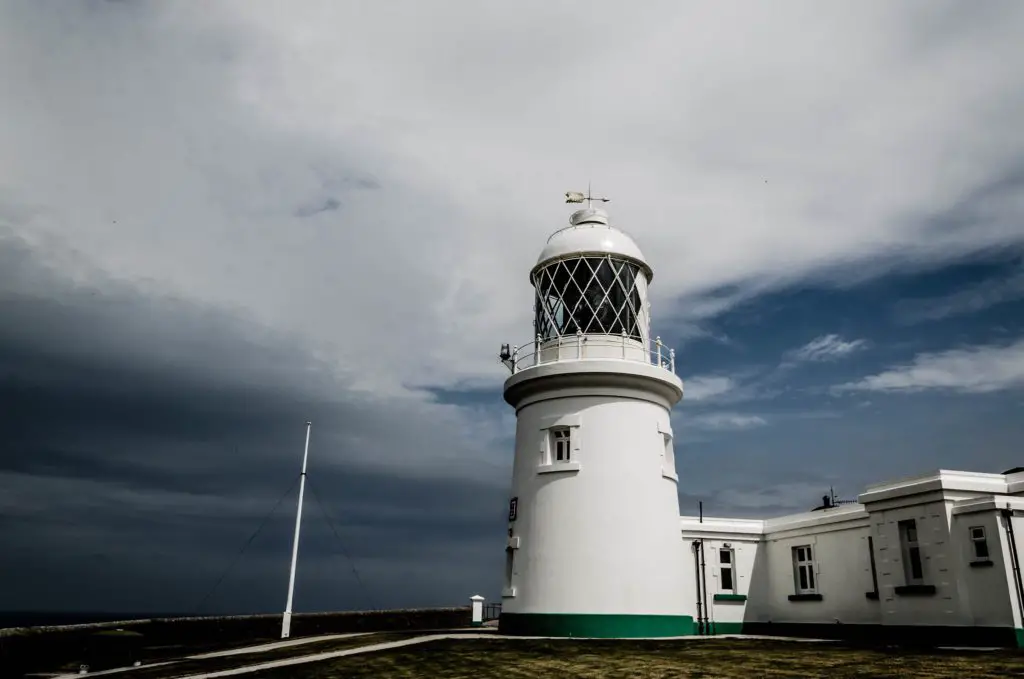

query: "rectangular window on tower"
xmin=551 ymin=427 xmax=571 ymax=462
xmin=898 ymin=519 xmax=924 ymax=585
xmin=502 ymin=546 xmax=517 ymax=598
xmin=662 ymin=432 xmax=676 ymax=476
xmin=719 ymin=548 xmax=735 ymax=592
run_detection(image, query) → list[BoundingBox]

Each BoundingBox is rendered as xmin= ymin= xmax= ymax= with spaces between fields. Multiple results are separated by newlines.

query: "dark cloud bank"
xmin=0 ymin=232 xmax=509 ymax=615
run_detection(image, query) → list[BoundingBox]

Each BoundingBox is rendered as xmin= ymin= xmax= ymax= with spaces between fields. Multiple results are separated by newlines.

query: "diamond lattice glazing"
xmin=533 ymin=256 xmax=644 ymax=341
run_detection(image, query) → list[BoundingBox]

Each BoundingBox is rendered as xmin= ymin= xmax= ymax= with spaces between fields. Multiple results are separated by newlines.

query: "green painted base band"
xmin=713 ymin=593 xmax=747 ymax=602
xmin=1016 ymin=628 xmax=1024 ymax=648
xmin=499 ymin=613 xmax=695 ymax=638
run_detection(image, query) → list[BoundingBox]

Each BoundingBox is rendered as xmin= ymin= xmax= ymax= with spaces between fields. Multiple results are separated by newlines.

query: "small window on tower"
xmin=551 ymin=427 xmax=571 ymax=462
xmin=663 ymin=432 xmax=675 ymax=476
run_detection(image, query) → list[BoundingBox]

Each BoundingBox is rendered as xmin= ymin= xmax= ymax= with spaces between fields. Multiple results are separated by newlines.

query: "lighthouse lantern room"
xmin=497 ymin=196 xmax=691 ymax=638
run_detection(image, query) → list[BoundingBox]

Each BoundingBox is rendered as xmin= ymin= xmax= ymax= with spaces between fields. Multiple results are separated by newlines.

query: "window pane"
xmin=721 ymin=568 xmax=733 ymax=590
xmin=532 ymin=257 xmax=642 ymax=340
xmin=505 ymin=548 xmax=514 ymax=587
xmin=799 ymin=567 xmax=808 ymax=590
xmin=807 ymin=567 xmax=815 ymax=590
xmin=720 ymin=550 xmax=731 ymax=564
xmin=975 ymin=540 xmax=989 ymax=559
xmin=909 ymin=547 xmax=923 ymax=580
xmin=971 ymin=527 xmax=985 ymax=541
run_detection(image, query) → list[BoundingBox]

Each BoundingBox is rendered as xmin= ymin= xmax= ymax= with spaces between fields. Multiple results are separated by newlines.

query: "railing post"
xmin=656 ymin=336 xmax=663 ymax=368
xmin=536 ymin=334 xmax=542 ymax=365
xmin=576 ymin=330 xmax=583 ymax=359
xmin=512 ymin=345 xmax=519 ymax=373
xmin=621 ymin=330 xmax=627 ymax=359
xmin=669 ymin=348 xmax=676 ymax=373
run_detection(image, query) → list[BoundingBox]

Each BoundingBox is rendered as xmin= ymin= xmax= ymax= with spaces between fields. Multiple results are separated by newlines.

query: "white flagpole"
xmin=281 ymin=421 xmax=312 ymax=639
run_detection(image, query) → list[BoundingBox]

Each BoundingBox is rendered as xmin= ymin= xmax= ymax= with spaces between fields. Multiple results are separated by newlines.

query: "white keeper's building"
xmin=494 ymin=201 xmax=1024 ymax=647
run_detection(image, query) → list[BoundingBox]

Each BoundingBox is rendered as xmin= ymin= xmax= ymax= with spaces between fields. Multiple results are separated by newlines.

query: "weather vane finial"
xmin=565 ymin=182 xmax=610 ymax=208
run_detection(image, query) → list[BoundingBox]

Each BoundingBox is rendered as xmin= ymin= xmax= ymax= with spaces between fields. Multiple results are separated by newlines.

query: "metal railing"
xmin=483 ymin=603 xmax=502 ymax=621
xmin=500 ymin=332 xmax=676 ymax=375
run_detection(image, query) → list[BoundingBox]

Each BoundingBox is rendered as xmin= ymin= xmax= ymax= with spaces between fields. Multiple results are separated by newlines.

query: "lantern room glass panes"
xmin=533 ymin=256 xmax=643 ymax=341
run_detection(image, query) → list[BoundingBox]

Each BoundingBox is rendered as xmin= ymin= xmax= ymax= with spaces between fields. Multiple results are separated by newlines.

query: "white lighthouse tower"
xmin=497 ymin=196 xmax=691 ymax=637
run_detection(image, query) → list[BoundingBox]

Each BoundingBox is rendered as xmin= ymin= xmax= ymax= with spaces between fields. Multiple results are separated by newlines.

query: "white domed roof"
xmin=534 ymin=208 xmax=652 ymax=281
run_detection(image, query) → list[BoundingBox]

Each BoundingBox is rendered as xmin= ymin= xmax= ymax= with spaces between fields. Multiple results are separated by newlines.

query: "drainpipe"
xmin=1002 ymin=507 xmax=1024 ymax=628
xmin=699 ymin=500 xmax=710 ymax=635
xmin=699 ymin=541 xmax=710 ymax=635
xmin=692 ymin=540 xmax=704 ymax=635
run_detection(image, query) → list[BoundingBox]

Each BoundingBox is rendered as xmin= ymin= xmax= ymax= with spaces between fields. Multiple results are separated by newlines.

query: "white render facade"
xmin=499 ymin=204 xmax=692 ymax=637
xmin=496 ymin=202 xmax=1024 ymax=645
xmin=682 ymin=469 xmax=1024 ymax=646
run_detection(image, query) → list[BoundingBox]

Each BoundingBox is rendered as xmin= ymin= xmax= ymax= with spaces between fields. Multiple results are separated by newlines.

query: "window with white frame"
xmin=719 ymin=548 xmax=735 ymax=592
xmin=662 ymin=432 xmax=676 ymax=475
xmin=504 ymin=547 xmax=515 ymax=589
xmin=551 ymin=427 xmax=571 ymax=462
xmin=969 ymin=526 xmax=990 ymax=560
xmin=792 ymin=545 xmax=816 ymax=594
xmin=898 ymin=519 xmax=924 ymax=585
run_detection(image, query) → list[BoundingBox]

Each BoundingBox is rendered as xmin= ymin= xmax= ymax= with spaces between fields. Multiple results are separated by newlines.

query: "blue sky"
xmin=668 ymin=254 xmax=1024 ymax=515
xmin=1 ymin=0 xmax=1023 ymax=617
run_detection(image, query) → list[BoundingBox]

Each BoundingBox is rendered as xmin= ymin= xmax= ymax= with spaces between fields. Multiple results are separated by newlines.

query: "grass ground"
xmin=241 ymin=637 xmax=1024 ymax=679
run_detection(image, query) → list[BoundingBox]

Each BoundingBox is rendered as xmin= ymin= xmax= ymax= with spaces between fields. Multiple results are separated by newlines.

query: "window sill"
xmin=538 ymin=462 xmax=581 ymax=474
xmin=969 ymin=559 xmax=994 ymax=568
xmin=662 ymin=468 xmax=679 ymax=482
xmin=894 ymin=584 xmax=936 ymax=596
xmin=713 ymin=593 xmax=747 ymax=603
xmin=865 ymin=591 xmax=879 ymax=600
xmin=788 ymin=593 xmax=823 ymax=602
xmin=501 ymin=587 xmax=517 ymax=598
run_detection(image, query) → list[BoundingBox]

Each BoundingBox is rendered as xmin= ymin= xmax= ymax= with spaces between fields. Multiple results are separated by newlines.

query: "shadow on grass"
xmin=240 ymin=638 xmax=1024 ymax=679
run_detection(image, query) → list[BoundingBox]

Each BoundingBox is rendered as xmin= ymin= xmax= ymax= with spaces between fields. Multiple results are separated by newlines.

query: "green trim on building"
xmin=713 ymin=593 xmax=747 ymax=602
xmin=499 ymin=613 xmax=695 ymax=638
xmin=1016 ymin=628 xmax=1024 ymax=648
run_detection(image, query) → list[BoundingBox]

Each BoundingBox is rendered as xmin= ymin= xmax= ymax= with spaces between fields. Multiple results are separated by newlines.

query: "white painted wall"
xmin=757 ymin=512 xmax=879 ymax=625
xmin=504 ymin=392 xmax=689 ymax=617
xmin=868 ymin=499 xmax=970 ymax=626
xmin=949 ymin=508 xmax=1013 ymax=627
xmin=1008 ymin=513 xmax=1024 ymax=629
xmin=678 ymin=482 xmax=1024 ymax=636
xmin=704 ymin=538 xmax=759 ymax=628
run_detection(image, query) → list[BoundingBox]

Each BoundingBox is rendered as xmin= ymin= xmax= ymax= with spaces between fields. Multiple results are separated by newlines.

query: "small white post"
xmin=576 ymin=331 xmax=583 ymax=359
xmin=656 ymin=336 xmax=663 ymax=367
xmin=470 ymin=594 xmax=485 ymax=627
xmin=512 ymin=345 xmax=519 ymax=373
xmin=282 ymin=421 xmax=312 ymax=639
xmin=536 ymin=334 xmax=542 ymax=364
xmin=670 ymin=348 xmax=676 ymax=373
xmin=621 ymin=330 xmax=627 ymax=358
